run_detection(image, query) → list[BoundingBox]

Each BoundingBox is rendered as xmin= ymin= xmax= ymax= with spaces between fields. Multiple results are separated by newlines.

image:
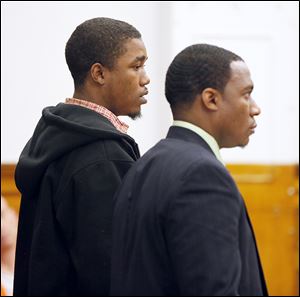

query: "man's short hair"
xmin=65 ymin=17 xmax=141 ymax=87
xmin=165 ymin=44 xmax=243 ymax=109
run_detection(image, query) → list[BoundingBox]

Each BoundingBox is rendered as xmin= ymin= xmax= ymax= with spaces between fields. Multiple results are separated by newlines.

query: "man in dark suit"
xmin=110 ymin=44 xmax=268 ymax=296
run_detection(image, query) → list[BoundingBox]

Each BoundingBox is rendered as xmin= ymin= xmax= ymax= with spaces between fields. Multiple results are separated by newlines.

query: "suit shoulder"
xmin=161 ymin=137 xmax=223 ymax=169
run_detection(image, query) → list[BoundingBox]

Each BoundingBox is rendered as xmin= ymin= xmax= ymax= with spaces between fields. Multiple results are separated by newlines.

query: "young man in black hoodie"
xmin=13 ymin=17 xmax=150 ymax=296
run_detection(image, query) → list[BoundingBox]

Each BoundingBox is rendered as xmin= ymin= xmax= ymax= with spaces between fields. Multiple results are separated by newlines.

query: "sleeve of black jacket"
xmin=55 ymin=160 xmax=125 ymax=295
xmin=166 ymin=162 xmax=242 ymax=296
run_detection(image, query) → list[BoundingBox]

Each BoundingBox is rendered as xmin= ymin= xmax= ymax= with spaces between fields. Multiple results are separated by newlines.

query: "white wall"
xmin=1 ymin=1 xmax=299 ymax=164
xmin=170 ymin=1 xmax=299 ymax=164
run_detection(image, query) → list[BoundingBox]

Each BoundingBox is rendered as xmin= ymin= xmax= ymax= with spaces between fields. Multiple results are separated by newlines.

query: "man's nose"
xmin=251 ymin=99 xmax=261 ymax=116
xmin=141 ymin=72 xmax=150 ymax=86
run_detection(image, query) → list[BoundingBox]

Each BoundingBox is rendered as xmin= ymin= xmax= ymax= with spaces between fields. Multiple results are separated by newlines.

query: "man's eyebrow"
xmin=242 ymin=85 xmax=254 ymax=92
xmin=132 ymin=55 xmax=148 ymax=63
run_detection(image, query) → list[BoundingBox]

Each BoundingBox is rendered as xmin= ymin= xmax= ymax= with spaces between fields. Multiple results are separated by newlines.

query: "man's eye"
xmin=244 ymin=92 xmax=251 ymax=99
xmin=134 ymin=64 xmax=146 ymax=70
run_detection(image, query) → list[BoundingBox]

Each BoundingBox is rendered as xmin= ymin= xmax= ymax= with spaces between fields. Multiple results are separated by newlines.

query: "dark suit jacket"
xmin=110 ymin=126 xmax=268 ymax=296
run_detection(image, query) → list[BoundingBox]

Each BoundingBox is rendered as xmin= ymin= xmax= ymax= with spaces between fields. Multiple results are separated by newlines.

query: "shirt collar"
xmin=173 ymin=120 xmax=225 ymax=166
xmin=65 ymin=98 xmax=129 ymax=134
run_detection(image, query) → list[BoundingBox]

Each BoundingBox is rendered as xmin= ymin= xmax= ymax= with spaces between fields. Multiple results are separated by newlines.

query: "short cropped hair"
xmin=65 ymin=17 xmax=141 ymax=87
xmin=165 ymin=44 xmax=243 ymax=108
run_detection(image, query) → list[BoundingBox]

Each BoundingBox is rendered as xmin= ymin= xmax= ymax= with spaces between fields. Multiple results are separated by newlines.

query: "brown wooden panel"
xmin=1 ymin=164 xmax=21 ymax=213
xmin=1 ymin=163 xmax=299 ymax=295
xmin=227 ymin=164 xmax=299 ymax=296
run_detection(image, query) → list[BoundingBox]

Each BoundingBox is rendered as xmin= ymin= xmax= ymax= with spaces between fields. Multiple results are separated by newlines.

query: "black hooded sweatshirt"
xmin=13 ymin=103 xmax=140 ymax=296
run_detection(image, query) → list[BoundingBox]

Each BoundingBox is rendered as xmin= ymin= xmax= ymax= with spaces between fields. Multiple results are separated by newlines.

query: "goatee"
xmin=128 ymin=112 xmax=142 ymax=120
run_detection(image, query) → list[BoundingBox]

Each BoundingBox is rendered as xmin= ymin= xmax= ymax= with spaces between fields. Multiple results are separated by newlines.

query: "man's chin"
xmin=239 ymin=139 xmax=250 ymax=148
xmin=128 ymin=111 xmax=142 ymax=120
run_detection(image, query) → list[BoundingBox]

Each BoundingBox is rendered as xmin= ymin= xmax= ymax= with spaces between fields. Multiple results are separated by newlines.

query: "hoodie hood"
xmin=15 ymin=103 xmax=137 ymax=197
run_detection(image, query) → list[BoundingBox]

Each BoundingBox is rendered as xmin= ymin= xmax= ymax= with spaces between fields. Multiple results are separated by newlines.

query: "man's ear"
xmin=200 ymin=88 xmax=221 ymax=111
xmin=90 ymin=63 xmax=106 ymax=85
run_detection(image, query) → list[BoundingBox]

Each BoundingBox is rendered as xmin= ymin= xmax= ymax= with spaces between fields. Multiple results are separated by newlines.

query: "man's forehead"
xmin=230 ymin=61 xmax=251 ymax=78
xmin=229 ymin=60 xmax=252 ymax=87
xmin=120 ymin=38 xmax=147 ymax=60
